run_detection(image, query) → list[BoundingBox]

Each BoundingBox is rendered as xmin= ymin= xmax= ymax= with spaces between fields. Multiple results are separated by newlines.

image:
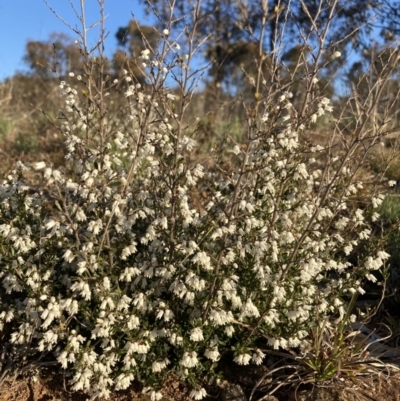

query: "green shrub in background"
xmin=13 ymin=132 xmax=38 ymax=154
xmin=378 ymin=195 xmax=400 ymax=306
xmin=0 ymin=115 xmax=14 ymax=141
xmin=379 ymin=194 xmax=400 ymax=223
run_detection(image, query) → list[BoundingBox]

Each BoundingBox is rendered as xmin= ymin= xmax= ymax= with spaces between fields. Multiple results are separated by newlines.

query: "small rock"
xmin=221 ymin=383 xmax=247 ymax=401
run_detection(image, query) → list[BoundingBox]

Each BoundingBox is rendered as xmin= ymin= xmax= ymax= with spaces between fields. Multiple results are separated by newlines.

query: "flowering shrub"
xmin=0 ymin=1 xmax=397 ymax=400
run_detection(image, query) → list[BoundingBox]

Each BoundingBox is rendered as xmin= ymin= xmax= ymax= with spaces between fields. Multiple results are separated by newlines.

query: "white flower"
xmin=45 ymin=219 xmax=58 ymax=230
xmin=190 ymin=327 xmax=204 ymax=342
xmin=278 ymin=94 xmax=286 ymax=102
xmin=115 ymin=373 xmax=134 ymax=390
xmin=148 ymin=390 xmax=162 ymax=401
xmin=163 ymin=309 xmax=174 ymax=322
xmin=63 ymin=249 xmax=75 ymax=263
xmin=378 ymin=251 xmax=390 ymax=260
xmin=163 ymin=29 xmax=169 ymax=35
xmin=331 ymin=51 xmax=341 ymax=59
xmin=5 ymin=310 xmax=14 ymax=322
xmin=125 ymin=86 xmax=134 ymax=97
xmin=204 ymin=347 xmax=220 ymax=362
xmin=209 ymin=309 xmax=233 ymax=326
xmin=344 ymin=244 xmax=353 ymax=255
xmin=125 ymin=315 xmax=139 ymax=330
xmin=261 ymin=112 xmax=269 ymax=122
xmin=192 ymin=251 xmax=212 ymax=270
xmin=389 ymin=180 xmax=396 ymax=187
xmin=189 ymin=388 xmax=207 ymax=400
xmin=33 ymin=161 xmax=46 ymax=171
xmin=224 ymin=326 xmax=235 ymax=337
xmin=58 ymin=351 xmax=68 ymax=368
xmin=357 ymin=286 xmax=366 ymax=295
xmin=288 ymin=337 xmax=301 ymax=347
xmin=51 ymin=169 xmax=62 ymax=181
xmin=268 ymin=337 xmax=280 ymax=349
xmin=82 ymin=283 xmax=91 ymax=300
xmin=44 ymin=167 xmax=53 ymax=179
xmin=75 ymin=209 xmax=87 ymax=221
xmin=320 ymin=97 xmax=330 ymax=105
xmin=180 ymin=351 xmax=198 ymax=368
xmin=141 ymin=49 xmax=151 ymax=60
xmin=242 ymin=298 xmax=260 ymax=317
xmin=87 ymin=219 xmax=103 ymax=235
xmin=234 ymin=353 xmax=251 ymax=365
xmin=126 ymin=341 xmax=150 ymax=355
xmin=152 ymin=360 xmax=167 ymax=373
xmin=371 ymin=212 xmax=380 ymax=222
xmin=371 ymin=194 xmax=385 ymax=208
xmin=252 ymin=349 xmax=265 ymax=365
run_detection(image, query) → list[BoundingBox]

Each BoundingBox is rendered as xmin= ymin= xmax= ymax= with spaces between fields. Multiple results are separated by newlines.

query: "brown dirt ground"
xmin=1 ymin=363 xmax=400 ymax=401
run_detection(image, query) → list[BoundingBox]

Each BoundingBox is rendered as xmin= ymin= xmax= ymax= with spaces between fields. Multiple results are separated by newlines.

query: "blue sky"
xmin=0 ymin=0 xmax=152 ymax=80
